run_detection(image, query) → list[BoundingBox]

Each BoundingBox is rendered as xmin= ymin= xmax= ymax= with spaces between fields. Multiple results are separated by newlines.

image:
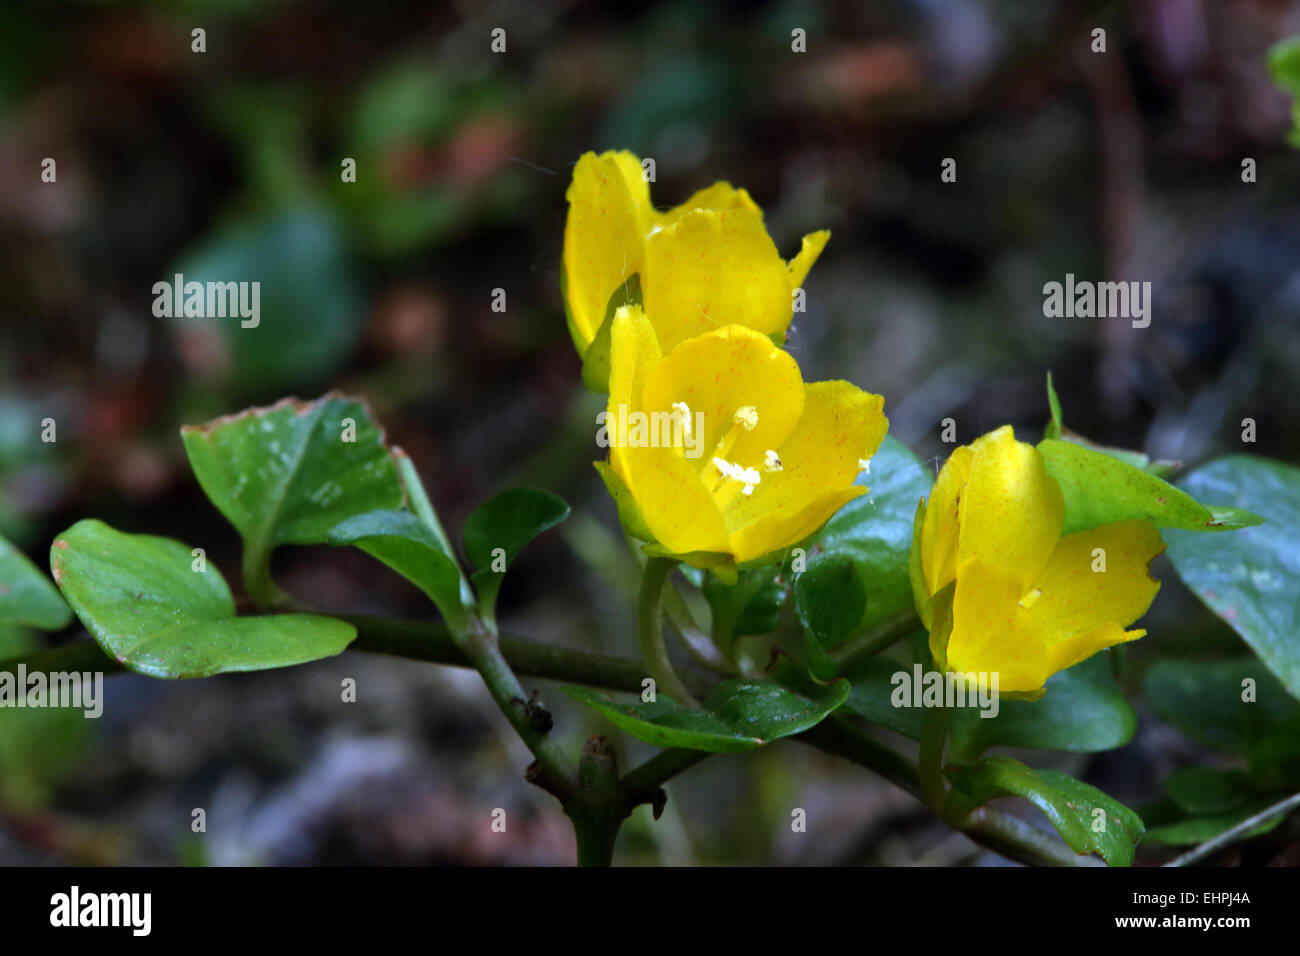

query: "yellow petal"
xmin=616 ymin=441 xmax=732 ymax=555
xmin=563 ymin=151 xmax=651 ymax=349
xmin=957 ymin=425 xmax=1063 ymax=589
xmin=605 ymin=306 xmax=730 ymax=556
xmin=606 ymin=304 xmax=662 ymax=477
xmin=640 ymin=324 xmax=805 ymax=473
xmin=657 ymin=181 xmax=762 ymax=229
xmin=947 ymin=558 xmax=1050 ymax=694
xmin=920 ymin=445 xmax=973 ymax=596
xmin=1045 ymin=623 xmax=1145 ymax=678
xmin=606 ymin=151 xmax=655 ymax=233
xmin=642 ymin=207 xmax=794 ymax=351
xmin=1023 ymin=519 xmax=1163 ymax=658
xmin=729 ymin=486 xmax=864 ymax=565
xmin=725 ymin=381 xmax=887 ymax=561
xmin=788 ymin=230 xmax=831 ymax=291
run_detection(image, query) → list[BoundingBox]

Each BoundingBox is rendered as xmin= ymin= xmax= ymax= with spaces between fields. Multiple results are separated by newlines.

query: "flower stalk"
xmin=637 ymin=557 xmax=700 ymax=707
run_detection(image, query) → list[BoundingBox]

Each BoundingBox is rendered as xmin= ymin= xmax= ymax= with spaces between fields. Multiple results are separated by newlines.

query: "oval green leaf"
xmin=51 ymin=519 xmax=355 ymax=678
xmin=182 ymin=392 xmax=404 ymax=604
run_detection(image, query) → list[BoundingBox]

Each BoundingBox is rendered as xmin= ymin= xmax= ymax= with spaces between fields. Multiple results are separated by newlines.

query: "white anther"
xmin=712 ymin=456 xmax=761 ymax=496
xmin=672 ymin=402 xmax=693 ymax=439
xmin=733 ymin=405 xmax=759 ymax=431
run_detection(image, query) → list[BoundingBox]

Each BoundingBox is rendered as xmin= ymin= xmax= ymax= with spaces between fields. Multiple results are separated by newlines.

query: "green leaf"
xmin=50 ymin=520 xmax=355 ymax=678
xmin=1037 ymin=439 xmax=1262 ymax=535
xmin=328 ymin=510 xmax=466 ymax=623
xmin=0 ymin=532 xmax=70 ymax=630
xmin=0 ymin=628 xmax=93 ymax=810
xmin=462 ymin=488 xmax=569 ymax=620
xmin=1271 ymin=36 xmax=1300 ymax=95
xmin=808 ymin=435 xmax=933 ymax=638
xmin=169 ymin=206 xmax=362 ymax=395
xmin=794 ymin=551 xmax=865 ymax=679
xmin=182 ymin=393 xmax=404 ymax=604
xmin=1162 ymin=767 xmax=1249 ymax=816
xmin=949 ymin=757 xmax=1145 ymax=866
xmin=949 ymin=654 xmax=1136 ymax=758
xmin=580 ymin=274 xmax=642 ymax=392
xmin=1269 ymin=37 xmax=1300 ymax=148
xmin=562 ymin=668 xmax=850 ymax=753
xmin=1143 ymin=657 xmax=1300 ymax=753
xmin=1144 ymin=800 xmax=1288 ymax=846
xmin=463 ymin=488 xmax=569 ymax=571
xmin=1164 ymin=456 xmax=1300 ymax=698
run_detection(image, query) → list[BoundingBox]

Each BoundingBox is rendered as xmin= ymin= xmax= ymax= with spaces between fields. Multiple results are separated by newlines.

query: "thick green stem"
xmin=919 ymin=705 xmax=952 ymax=815
xmin=347 ymin=616 xmax=716 ymax=697
xmin=566 ymin=737 xmax=625 ymax=866
xmin=620 ymin=748 xmax=710 ymax=799
xmin=456 ymin=615 xmax=579 ymax=797
xmin=393 ymin=454 xmax=577 ymax=795
xmin=637 ymin=557 xmax=698 ymax=707
xmin=5 ymin=629 xmax=1095 ymax=867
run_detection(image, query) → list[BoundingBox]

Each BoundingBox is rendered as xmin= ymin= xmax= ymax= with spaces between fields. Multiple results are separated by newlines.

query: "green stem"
xmin=4 ymin=630 xmax=1094 ymax=866
xmin=637 ymin=557 xmax=698 ymax=707
xmin=620 ymin=748 xmax=710 ymax=802
xmin=919 ymin=705 xmax=952 ymax=815
xmin=347 ymin=616 xmax=716 ymax=697
xmin=829 ymin=609 xmax=919 ymax=671
xmin=803 ymin=716 xmax=1099 ymax=867
xmin=567 ymin=737 xmax=624 ymax=866
xmin=395 ymin=449 xmax=456 ymax=558
xmin=662 ymin=584 xmax=738 ymax=675
xmin=241 ymin=542 xmax=289 ymax=610
xmin=396 ymin=449 xmax=476 ymax=611
xmin=456 ymin=615 xmax=579 ymax=797
xmin=388 ymin=453 xmax=576 ymax=796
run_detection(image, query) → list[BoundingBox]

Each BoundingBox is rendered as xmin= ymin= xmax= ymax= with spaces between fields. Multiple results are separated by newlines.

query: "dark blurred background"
xmin=1 ymin=0 xmax=1298 ymax=865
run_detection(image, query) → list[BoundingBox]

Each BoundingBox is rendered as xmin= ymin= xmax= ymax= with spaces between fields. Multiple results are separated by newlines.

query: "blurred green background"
xmin=1 ymin=0 xmax=1299 ymax=865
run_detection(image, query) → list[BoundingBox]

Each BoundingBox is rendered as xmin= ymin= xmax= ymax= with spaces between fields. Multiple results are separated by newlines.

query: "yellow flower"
xmin=596 ymin=304 xmax=887 ymax=570
xmin=911 ymin=426 xmax=1164 ymax=696
xmin=562 ymin=150 xmax=830 ymax=358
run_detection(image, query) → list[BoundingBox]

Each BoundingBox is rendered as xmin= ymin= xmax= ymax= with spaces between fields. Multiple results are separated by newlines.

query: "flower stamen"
xmin=711 ymin=456 xmax=761 ymax=496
